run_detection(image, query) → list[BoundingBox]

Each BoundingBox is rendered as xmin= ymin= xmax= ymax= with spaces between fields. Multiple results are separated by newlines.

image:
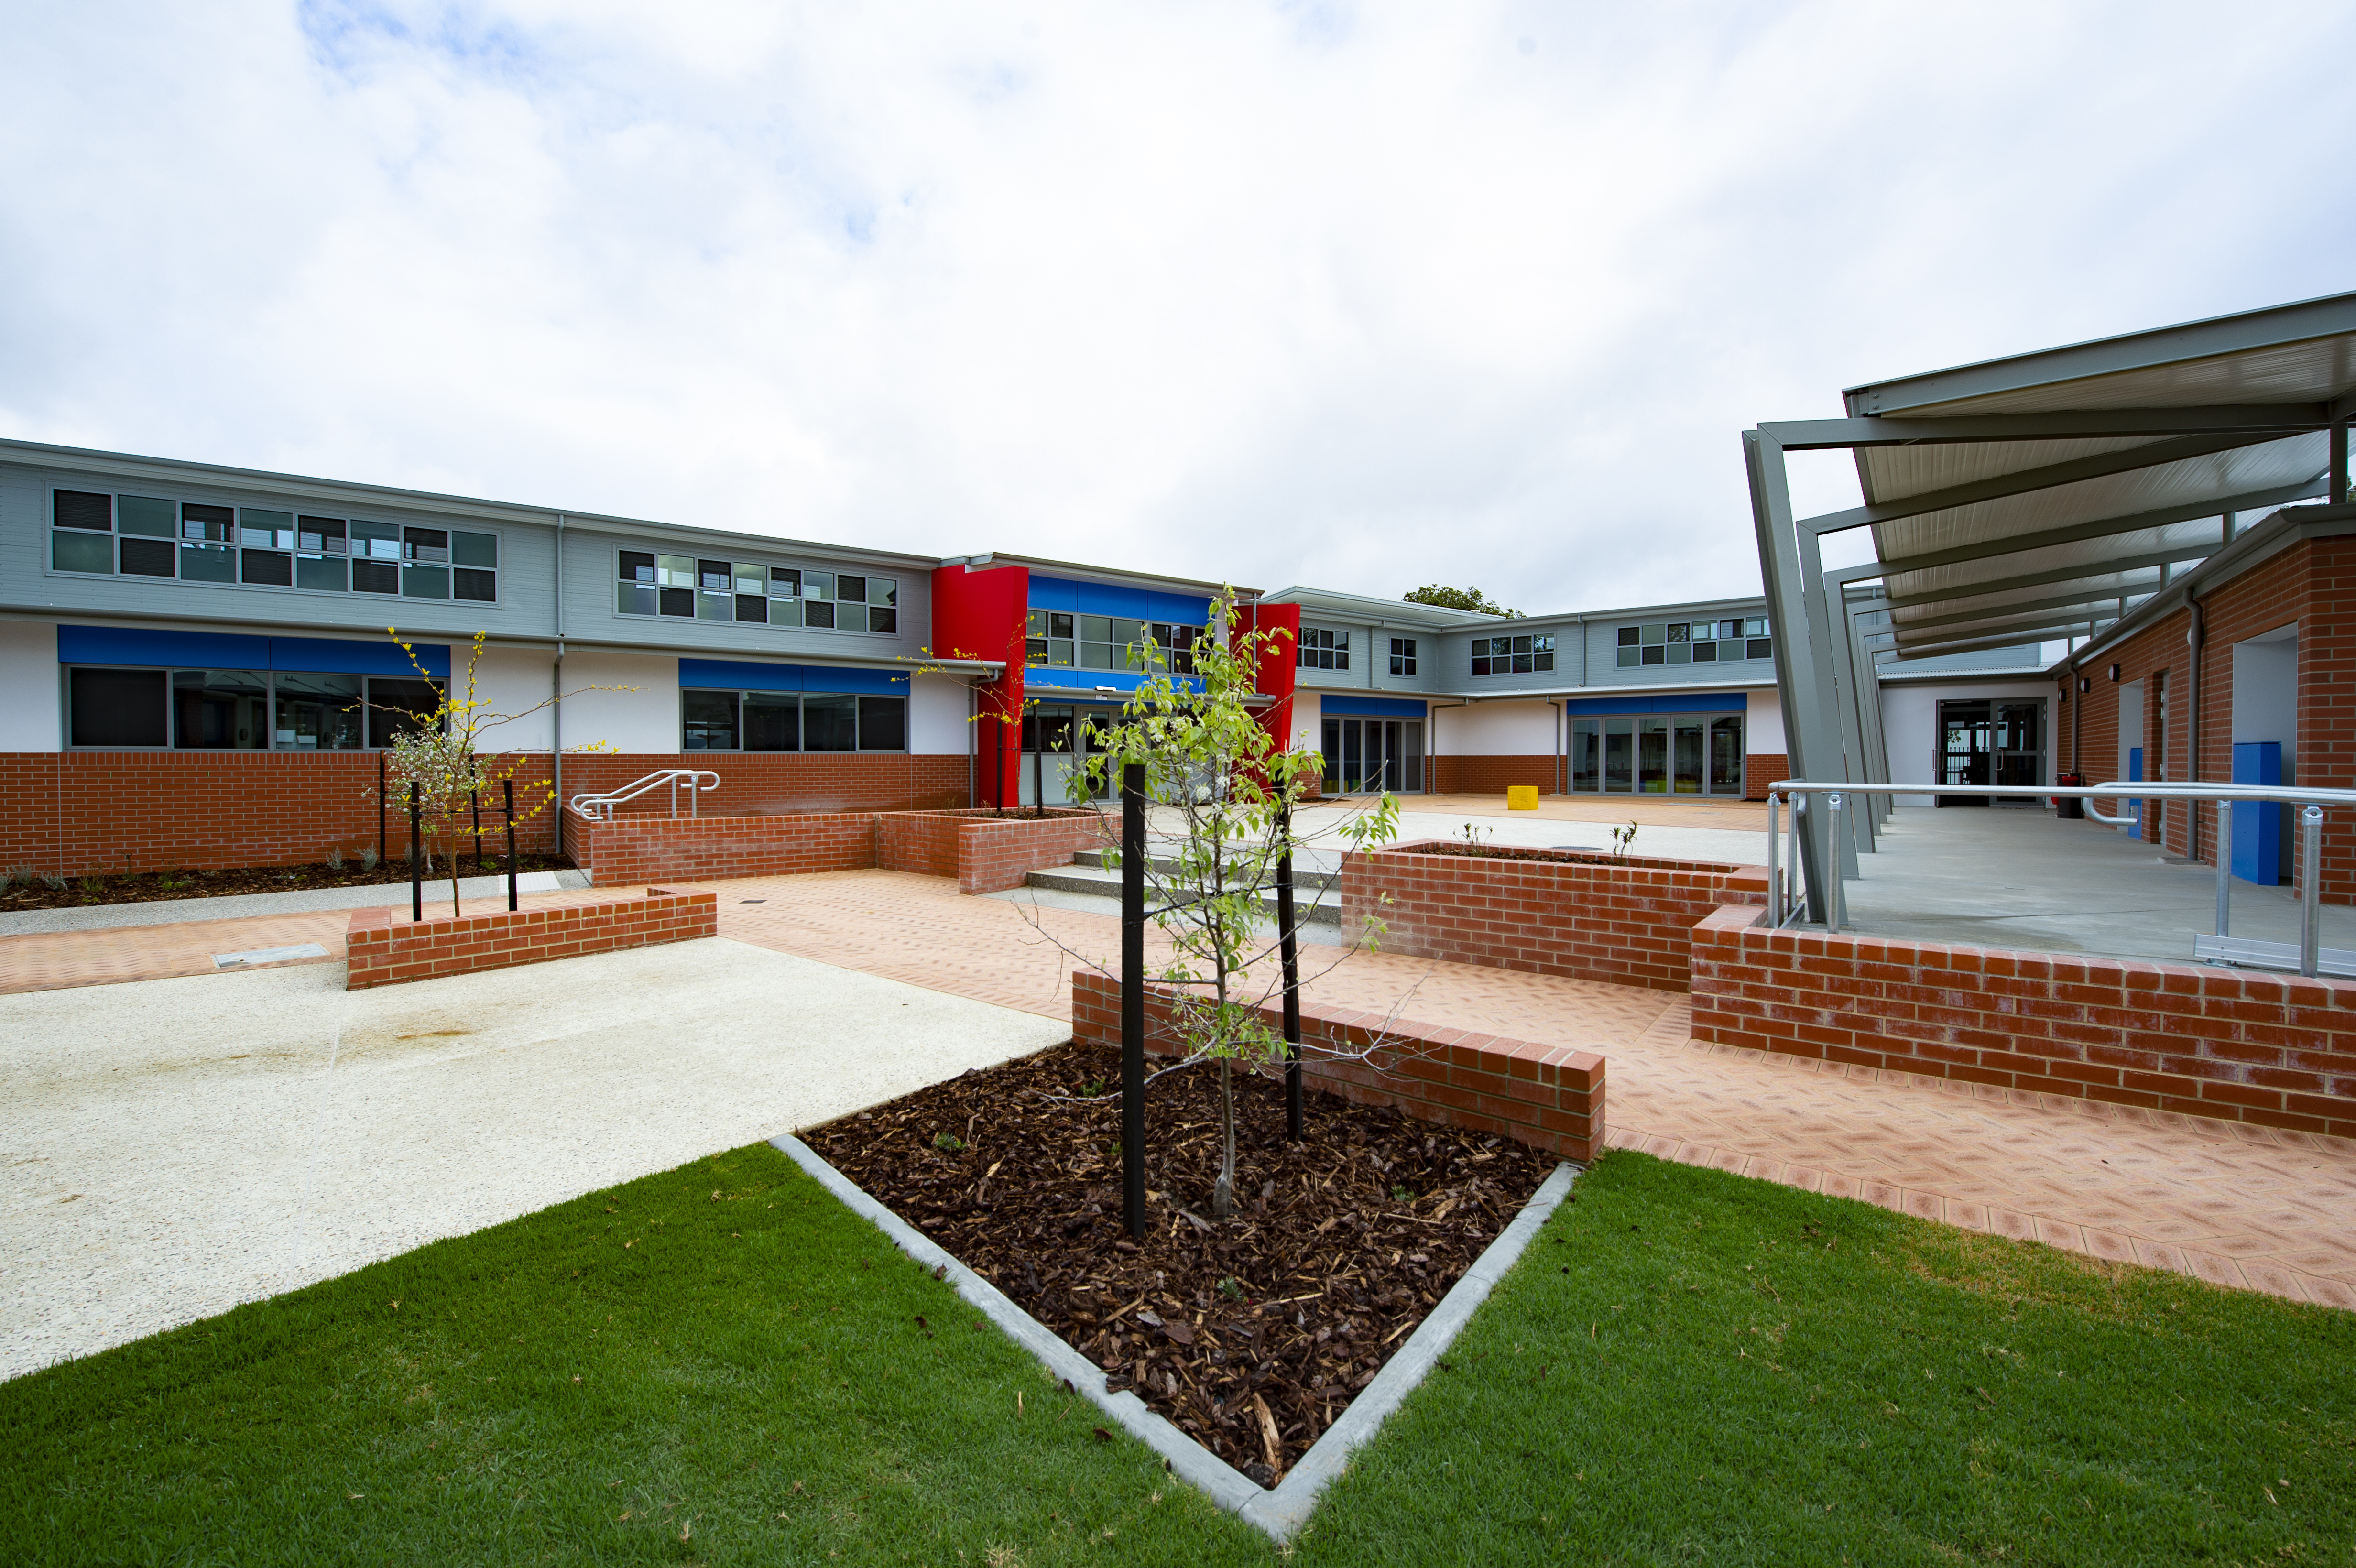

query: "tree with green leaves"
xmin=1080 ymin=590 xmax=1400 ymax=1221
xmin=1403 ymin=584 xmax=1523 ymax=617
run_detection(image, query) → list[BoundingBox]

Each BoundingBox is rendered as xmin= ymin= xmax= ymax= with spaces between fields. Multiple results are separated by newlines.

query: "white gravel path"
xmin=0 ymin=937 xmax=1067 ymax=1382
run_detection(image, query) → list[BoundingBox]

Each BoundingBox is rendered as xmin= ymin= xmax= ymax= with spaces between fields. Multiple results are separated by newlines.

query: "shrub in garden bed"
xmin=804 ymin=1040 xmax=1556 ymax=1489
xmin=0 ymin=853 xmax=577 ymax=911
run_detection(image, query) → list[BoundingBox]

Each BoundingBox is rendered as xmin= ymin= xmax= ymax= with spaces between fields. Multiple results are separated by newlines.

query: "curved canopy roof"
xmin=1761 ymin=291 xmax=2356 ymax=660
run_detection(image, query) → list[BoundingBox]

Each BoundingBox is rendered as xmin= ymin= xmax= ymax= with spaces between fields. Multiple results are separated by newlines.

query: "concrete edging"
xmin=771 ymin=1133 xmax=1579 ymax=1544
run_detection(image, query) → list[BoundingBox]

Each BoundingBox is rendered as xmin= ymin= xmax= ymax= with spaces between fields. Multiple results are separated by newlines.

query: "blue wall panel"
xmin=58 ymin=623 xmax=449 ymax=678
xmin=1028 ymin=574 xmax=1211 ymax=627
xmin=1563 ymin=690 xmax=1747 ymax=716
xmin=678 ymin=658 xmax=909 ymax=696
xmin=1319 ymin=695 xmax=1428 ymax=717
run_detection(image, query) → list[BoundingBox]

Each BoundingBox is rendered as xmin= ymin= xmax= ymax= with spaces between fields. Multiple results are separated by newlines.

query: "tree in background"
xmin=1082 ymin=589 xmax=1400 ymax=1221
xmin=1403 ymin=584 xmax=1523 ymax=618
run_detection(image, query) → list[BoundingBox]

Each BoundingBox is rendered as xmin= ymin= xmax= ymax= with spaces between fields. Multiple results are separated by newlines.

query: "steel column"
xmin=1746 ymin=430 xmax=1833 ymax=921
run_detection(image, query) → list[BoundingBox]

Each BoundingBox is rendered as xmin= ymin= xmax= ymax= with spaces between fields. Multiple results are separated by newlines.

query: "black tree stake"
xmin=503 ymin=777 xmax=518 ymax=912
xmin=1121 ymin=759 xmax=1146 ymax=1238
xmin=1277 ymin=799 xmax=1303 ymax=1141
xmin=407 ymin=782 xmax=422 ymax=923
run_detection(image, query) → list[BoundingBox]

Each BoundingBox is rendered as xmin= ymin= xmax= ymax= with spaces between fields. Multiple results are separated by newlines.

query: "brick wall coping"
xmin=1070 ymin=969 xmax=1604 ymax=1162
xmin=1690 ymin=902 xmax=2356 ymax=1140
xmin=345 ymin=886 xmax=718 ymax=990
xmin=1374 ymin=840 xmax=1751 ymax=877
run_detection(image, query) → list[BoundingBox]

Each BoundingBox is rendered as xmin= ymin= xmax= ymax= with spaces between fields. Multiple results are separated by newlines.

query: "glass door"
xmin=1637 ymin=717 xmax=1669 ymax=793
xmin=1709 ymin=716 xmax=1744 ymax=795
xmin=1672 ymin=719 xmax=1704 ymax=794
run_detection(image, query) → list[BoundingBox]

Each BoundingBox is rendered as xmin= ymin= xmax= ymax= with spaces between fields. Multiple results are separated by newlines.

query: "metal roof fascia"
xmin=1839 ymin=290 xmax=2356 ymax=416
xmin=1761 ymin=405 xmax=2332 ymax=449
xmin=966 ymin=552 xmax=1257 ymax=600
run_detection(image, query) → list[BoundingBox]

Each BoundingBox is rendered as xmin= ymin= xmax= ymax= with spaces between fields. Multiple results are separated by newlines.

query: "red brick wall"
xmin=1070 ymin=969 xmax=1604 ymax=1161
xmin=1343 ymin=843 xmax=1767 ymax=992
xmin=556 ymin=753 xmax=967 ymax=820
xmin=0 ymin=750 xmax=562 ymax=877
xmin=1744 ymin=753 xmax=1790 ymax=800
xmin=1690 ymin=903 xmax=2356 ymax=1139
xmin=0 ymin=750 xmax=968 ymax=877
xmin=2072 ymin=535 xmax=2356 ymax=900
xmin=948 ymin=809 xmax=1110 ymax=893
xmin=563 ymin=812 xmax=878 ymax=886
xmin=345 ymin=888 xmax=719 ymax=990
xmin=1430 ymin=754 xmax=1561 ymax=795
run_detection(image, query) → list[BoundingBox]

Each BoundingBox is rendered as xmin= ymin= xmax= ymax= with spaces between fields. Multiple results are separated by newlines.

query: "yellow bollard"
xmin=1506 ymin=784 xmax=1539 ymax=811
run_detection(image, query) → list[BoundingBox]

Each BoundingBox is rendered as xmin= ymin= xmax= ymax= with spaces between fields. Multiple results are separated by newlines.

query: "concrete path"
xmin=0 ymin=937 xmax=1066 ymax=1381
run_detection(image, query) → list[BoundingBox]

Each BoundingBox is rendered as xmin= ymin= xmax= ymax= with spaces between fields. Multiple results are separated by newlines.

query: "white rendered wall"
xmin=1435 ymin=699 xmax=1554 ymax=755
xmin=1745 ymin=689 xmax=1786 ymax=753
xmin=1289 ymin=690 xmax=1320 ymax=752
xmin=469 ymin=644 xmax=560 ymax=751
xmin=1878 ymin=680 xmax=2056 ymax=809
xmin=0 ymin=620 xmax=62 ymax=750
xmin=551 ymin=650 xmax=680 ymax=753
xmin=2231 ymin=627 xmax=2298 ymax=781
xmin=908 ymin=671 xmax=971 ymax=756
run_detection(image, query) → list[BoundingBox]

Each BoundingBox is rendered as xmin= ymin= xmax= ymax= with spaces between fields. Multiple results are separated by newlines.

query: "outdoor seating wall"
xmin=1341 ymin=844 xmax=1768 ymax=992
xmin=1689 ymin=903 xmax=2356 ymax=1140
xmin=0 ymin=750 xmax=969 ymax=878
xmin=567 ymin=806 xmax=1105 ymax=891
xmin=345 ymin=888 xmax=719 ymax=990
xmin=1069 ymin=969 xmax=1606 ymax=1162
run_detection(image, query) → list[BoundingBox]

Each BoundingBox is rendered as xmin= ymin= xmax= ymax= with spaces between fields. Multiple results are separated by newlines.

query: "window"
xmin=1298 ymin=627 xmax=1349 ymax=670
xmin=1470 ymin=634 xmax=1554 ymax=676
xmin=615 ymin=552 xmax=882 ymax=633
xmin=1027 ymin=610 xmax=1076 ymax=666
xmin=1390 ymin=637 xmax=1417 ymax=676
xmin=677 ymin=689 xmax=907 ymax=751
xmin=63 ymin=666 xmax=440 ymax=750
xmin=48 ymin=487 xmax=495 ymax=600
xmin=1615 ymin=615 xmax=1769 ymax=667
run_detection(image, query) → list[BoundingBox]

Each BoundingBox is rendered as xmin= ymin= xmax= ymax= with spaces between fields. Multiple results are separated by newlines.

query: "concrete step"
xmin=1063 ymin=847 xmax=1340 ymax=894
xmin=1024 ymin=860 xmax=1342 ymax=926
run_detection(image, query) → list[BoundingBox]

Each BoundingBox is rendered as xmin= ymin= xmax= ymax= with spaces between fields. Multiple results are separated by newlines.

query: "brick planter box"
xmin=1689 ymin=903 xmax=2356 ymax=1140
xmin=346 ymin=888 xmax=718 ymax=990
xmin=563 ymin=811 xmax=878 ymax=887
xmin=1070 ymin=969 xmax=1605 ymax=1161
xmin=1341 ymin=842 xmax=1768 ymax=992
xmin=880 ymin=807 xmax=1110 ymax=894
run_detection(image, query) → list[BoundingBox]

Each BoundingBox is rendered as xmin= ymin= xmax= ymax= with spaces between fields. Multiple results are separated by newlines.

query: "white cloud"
xmin=3 ymin=0 xmax=2350 ymax=612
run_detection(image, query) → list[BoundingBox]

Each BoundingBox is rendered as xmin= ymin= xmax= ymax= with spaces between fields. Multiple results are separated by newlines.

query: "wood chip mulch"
xmin=0 ymin=854 xmax=577 ymax=911
xmin=804 ymin=1041 xmax=1556 ymax=1488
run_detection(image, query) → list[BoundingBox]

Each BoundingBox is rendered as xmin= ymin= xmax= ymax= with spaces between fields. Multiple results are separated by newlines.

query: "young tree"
xmin=373 ymin=629 xmax=624 ymax=916
xmin=1081 ymin=590 xmax=1400 ymax=1220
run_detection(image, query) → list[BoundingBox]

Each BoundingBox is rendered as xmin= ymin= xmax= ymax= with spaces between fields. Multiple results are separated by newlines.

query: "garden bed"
xmin=804 ymin=1041 xmax=1555 ymax=1488
xmin=0 ymin=853 xmax=577 ymax=911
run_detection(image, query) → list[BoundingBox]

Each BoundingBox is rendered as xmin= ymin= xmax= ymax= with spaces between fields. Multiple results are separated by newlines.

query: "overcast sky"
xmin=5 ymin=2 xmax=2352 ymax=612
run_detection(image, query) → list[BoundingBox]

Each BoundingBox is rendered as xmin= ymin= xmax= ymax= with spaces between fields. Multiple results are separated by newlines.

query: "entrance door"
xmin=1672 ymin=719 xmax=1704 ymax=795
xmin=1938 ymin=699 xmax=2044 ymax=807
xmin=1321 ymin=718 xmax=1424 ymax=793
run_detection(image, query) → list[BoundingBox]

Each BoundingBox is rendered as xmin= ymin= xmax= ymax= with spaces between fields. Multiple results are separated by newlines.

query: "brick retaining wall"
xmin=564 ymin=811 xmax=878 ymax=886
xmin=346 ymin=888 xmax=719 ymax=990
xmin=1689 ymin=903 xmax=2356 ymax=1139
xmin=1070 ymin=969 xmax=1604 ymax=1161
xmin=1342 ymin=843 xmax=1767 ymax=992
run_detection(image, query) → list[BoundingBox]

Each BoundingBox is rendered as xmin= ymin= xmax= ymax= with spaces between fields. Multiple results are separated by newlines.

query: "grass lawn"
xmin=5 ymin=1142 xmax=2349 ymax=1565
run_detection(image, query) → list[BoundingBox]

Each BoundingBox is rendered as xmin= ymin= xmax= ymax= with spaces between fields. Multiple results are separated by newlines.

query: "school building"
xmin=0 ymin=432 xmax=2072 ymax=875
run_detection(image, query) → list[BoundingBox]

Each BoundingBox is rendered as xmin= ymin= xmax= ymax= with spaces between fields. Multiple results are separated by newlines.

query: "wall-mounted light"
xmin=2079 ymin=677 xmax=2091 ymax=693
xmin=2107 ymin=664 xmax=2122 ymax=682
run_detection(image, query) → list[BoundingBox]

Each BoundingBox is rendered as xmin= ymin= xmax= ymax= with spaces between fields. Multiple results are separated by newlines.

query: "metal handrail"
xmin=567 ymin=769 xmax=720 ymax=822
xmin=1764 ymin=779 xmax=2349 ymax=977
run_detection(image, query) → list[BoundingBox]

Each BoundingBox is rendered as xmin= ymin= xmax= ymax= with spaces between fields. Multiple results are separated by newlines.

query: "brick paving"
xmin=7 ymin=866 xmax=2351 ymax=1311
xmin=703 ymin=870 xmax=2356 ymax=1311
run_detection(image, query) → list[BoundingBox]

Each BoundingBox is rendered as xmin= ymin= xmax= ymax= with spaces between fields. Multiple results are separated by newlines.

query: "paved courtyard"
xmin=3 ymin=853 xmax=2351 ymax=1385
